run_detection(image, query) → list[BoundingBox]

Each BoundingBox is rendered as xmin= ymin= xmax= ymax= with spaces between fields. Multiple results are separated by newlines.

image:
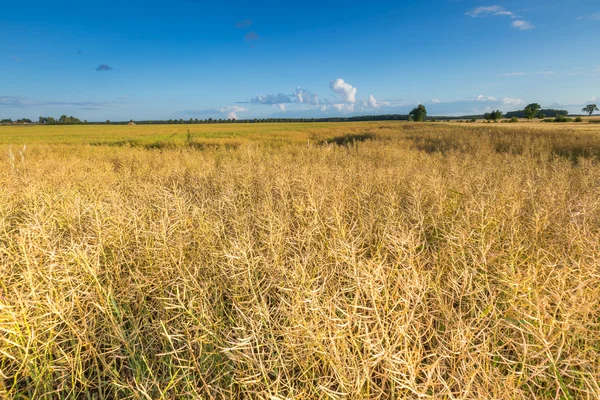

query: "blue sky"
xmin=1 ymin=0 xmax=599 ymax=120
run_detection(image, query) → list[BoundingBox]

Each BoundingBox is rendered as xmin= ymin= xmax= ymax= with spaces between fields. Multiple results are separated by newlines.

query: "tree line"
xmin=2 ymin=103 xmax=598 ymax=125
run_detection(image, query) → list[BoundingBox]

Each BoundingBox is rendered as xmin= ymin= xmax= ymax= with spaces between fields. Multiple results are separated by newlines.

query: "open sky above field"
xmin=1 ymin=0 xmax=599 ymax=121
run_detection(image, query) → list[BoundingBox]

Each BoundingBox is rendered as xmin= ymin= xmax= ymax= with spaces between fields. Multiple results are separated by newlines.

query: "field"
xmin=1 ymin=121 xmax=600 ymax=398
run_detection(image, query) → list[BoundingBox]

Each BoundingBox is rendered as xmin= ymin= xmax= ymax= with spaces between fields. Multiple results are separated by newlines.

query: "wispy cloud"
xmin=466 ymin=6 xmax=511 ymax=17
xmin=244 ymin=31 xmax=260 ymax=41
xmin=512 ymin=20 xmax=534 ymax=30
xmin=181 ymin=105 xmax=249 ymax=120
xmin=235 ymin=19 xmax=252 ymax=28
xmin=576 ymin=12 xmax=600 ymax=20
xmin=466 ymin=5 xmax=534 ymax=30
xmin=0 ymin=96 xmax=115 ymax=110
xmin=503 ymin=71 xmax=554 ymax=76
xmin=95 ymin=64 xmax=113 ymax=72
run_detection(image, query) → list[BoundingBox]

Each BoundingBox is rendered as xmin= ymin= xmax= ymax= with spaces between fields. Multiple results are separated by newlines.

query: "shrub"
xmin=555 ymin=115 xmax=573 ymax=123
xmin=575 ymin=116 xmax=583 ymax=123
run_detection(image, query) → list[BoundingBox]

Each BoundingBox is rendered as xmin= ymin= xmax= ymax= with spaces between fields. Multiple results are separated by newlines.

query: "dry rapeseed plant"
xmin=0 ymin=124 xmax=599 ymax=399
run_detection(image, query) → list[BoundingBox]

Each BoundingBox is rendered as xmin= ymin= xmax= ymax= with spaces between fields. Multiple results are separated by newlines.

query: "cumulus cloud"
xmin=251 ymin=93 xmax=291 ymax=105
xmin=95 ymin=64 xmax=113 ymax=71
xmin=362 ymin=94 xmax=389 ymax=109
xmin=219 ymin=105 xmax=248 ymax=119
xmin=589 ymin=96 xmax=599 ymax=102
xmin=329 ymin=78 xmax=357 ymax=104
xmin=276 ymin=104 xmax=286 ymax=112
xmin=293 ymin=87 xmax=321 ymax=105
xmin=431 ymin=98 xmax=441 ymax=103
xmin=512 ymin=20 xmax=534 ymax=30
xmin=332 ymin=103 xmax=355 ymax=113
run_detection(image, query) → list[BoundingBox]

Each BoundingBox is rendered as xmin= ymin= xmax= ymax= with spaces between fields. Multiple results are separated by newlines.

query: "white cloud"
xmin=332 ymin=103 xmax=355 ymax=113
xmin=275 ymin=104 xmax=286 ymax=112
xmin=512 ymin=20 xmax=534 ymax=30
xmin=362 ymin=94 xmax=389 ymax=109
xmin=466 ymin=6 xmax=506 ymax=17
xmin=502 ymin=97 xmax=525 ymax=106
xmin=472 ymin=94 xmax=497 ymax=101
xmin=329 ymin=79 xmax=357 ymax=104
xmin=589 ymin=96 xmax=599 ymax=102
xmin=293 ymin=87 xmax=320 ymax=105
xmin=320 ymin=105 xmax=328 ymax=111
xmin=467 ymin=6 xmax=535 ymax=30
xmin=504 ymin=71 xmax=553 ymax=76
xmin=251 ymin=93 xmax=291 ymax=105
xmin=576 ymin=12 xmax=600 ymax=20
xmin=431 ymin=98 xmax=440 ymax=103
xmin=467 ymin=94 xmax=524 ymax=106
xmin=218 ymin=105 xmax=248 ymax=120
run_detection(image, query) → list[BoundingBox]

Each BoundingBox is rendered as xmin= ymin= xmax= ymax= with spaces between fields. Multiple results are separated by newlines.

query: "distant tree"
xmin=409 ymin=104 xmax=427 ymax=122
xmin=582 ymin=104 xmax=599 ymax=116
xmin=490 ymin=110 xmax=503 ymax=122
xmin=523 ymin=103 xmax=541 ymax=120
xmin=39 ymin=116 xmax=47 ymax=124
xmin=106 ymin=120 xmax=111 ymax=124
xmin=484 ymin=113 xmax=491 ymax=122
xmin=538 ymin=113 xmax=546 ymax=120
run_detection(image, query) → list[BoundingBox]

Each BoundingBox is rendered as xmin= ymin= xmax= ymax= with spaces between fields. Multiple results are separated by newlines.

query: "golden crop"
xmin=1 ymin=122 xmax=599 ymax=398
